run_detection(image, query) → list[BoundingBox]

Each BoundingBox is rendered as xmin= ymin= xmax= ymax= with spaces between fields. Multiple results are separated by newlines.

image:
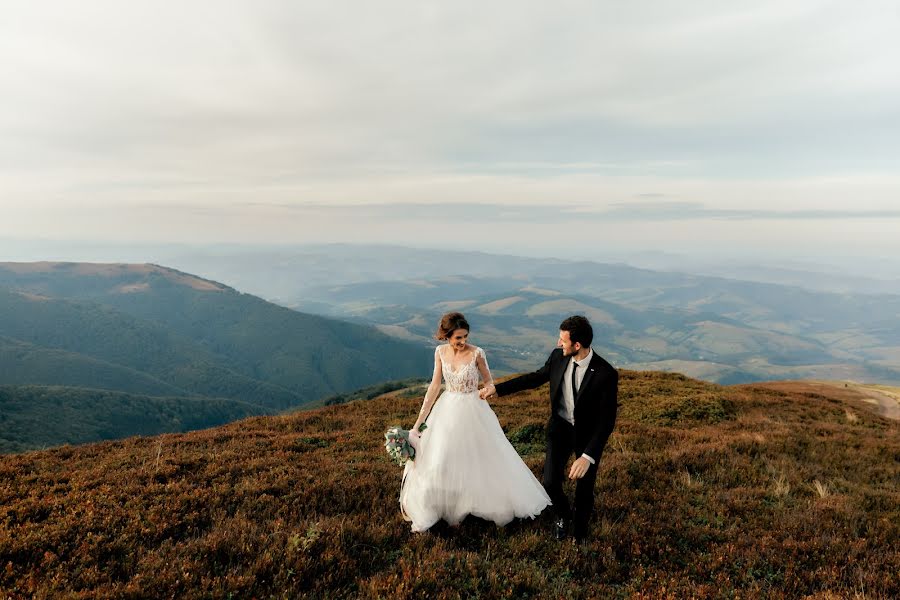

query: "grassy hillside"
xmin=0 ymin=371 xmax=896 ymax=598
xmin=0 ymin=386 xmax=272 ymax=454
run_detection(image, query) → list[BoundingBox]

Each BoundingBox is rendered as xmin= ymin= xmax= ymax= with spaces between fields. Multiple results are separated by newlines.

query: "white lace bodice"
xmin=437 ymin=345 xmax=488 ymax=393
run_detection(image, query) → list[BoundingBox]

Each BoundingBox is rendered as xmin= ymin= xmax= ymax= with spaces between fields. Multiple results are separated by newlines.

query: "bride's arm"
xmin=475 ymin=347 xmax=496 ymax=400
xmin=413 ymin=348 xmax=443 ymax=431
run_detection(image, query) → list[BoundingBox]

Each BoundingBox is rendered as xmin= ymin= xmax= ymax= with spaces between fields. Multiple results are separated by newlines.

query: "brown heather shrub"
xmin=0 ymin=371 xmax=898 ymax=598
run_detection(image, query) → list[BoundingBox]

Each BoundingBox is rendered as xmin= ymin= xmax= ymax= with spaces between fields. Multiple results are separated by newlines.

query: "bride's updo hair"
xmin=436 ymin=312 xmax=470 ymax=340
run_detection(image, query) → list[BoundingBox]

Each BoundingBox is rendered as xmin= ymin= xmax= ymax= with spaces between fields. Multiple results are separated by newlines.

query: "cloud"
xmin=2 ymin=0 xmax=898 ymax=185
xmin=235 ymin=200 xmax=900 ymax=223
xmin=1 ymin=0 xmax=899 ymax=255
xmin=601 ymin=202 xmax=900 ymax=221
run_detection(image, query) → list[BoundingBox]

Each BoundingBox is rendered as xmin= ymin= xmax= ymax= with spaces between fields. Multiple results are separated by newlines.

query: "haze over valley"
xmin=104 ymin=243 xmax=900 ymax=386
xmin=2 ymin=244 xmax=899 ymax=453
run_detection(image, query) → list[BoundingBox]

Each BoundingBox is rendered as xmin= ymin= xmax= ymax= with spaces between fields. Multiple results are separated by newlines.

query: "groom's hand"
xmin=568 ymin=457 xmax=591 ymax=480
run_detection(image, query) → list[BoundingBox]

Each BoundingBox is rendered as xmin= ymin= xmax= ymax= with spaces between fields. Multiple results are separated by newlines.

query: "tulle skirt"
xmin=399 ymin=390 xmax=551 ymax=532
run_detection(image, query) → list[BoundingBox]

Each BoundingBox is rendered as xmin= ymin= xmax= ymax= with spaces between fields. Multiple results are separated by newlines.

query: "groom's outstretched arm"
xmin=493 ymin=349 xmax=557 ymax=397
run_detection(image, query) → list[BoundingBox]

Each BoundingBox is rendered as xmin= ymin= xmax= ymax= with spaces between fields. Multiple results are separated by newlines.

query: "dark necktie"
xmin=571 ymin=361 xmax=579 ymax=402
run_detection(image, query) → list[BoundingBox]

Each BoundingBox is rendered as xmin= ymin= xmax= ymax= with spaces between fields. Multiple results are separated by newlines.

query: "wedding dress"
xmin=400 ymin=345 xmax=551 ymax=532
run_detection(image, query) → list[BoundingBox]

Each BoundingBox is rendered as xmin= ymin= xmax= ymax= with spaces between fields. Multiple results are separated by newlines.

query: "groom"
xmin=481 ymin=315 xmax=618 ymax=541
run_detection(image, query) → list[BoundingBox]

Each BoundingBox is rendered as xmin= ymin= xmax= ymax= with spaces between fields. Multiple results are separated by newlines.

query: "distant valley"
xmin=291 ymin=278 xmax=900 ymax=385
xmin=193 ymin=246 xmax=900 ymax=387
xmin=3 ymin=248 xmax=899 ymax=453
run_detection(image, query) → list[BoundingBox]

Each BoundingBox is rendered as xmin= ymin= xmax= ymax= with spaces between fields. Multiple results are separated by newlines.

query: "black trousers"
xmin=543 ymin=414 xmax=598 ymax=537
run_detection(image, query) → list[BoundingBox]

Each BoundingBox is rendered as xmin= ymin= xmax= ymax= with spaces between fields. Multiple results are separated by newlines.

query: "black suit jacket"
xmin=495 ymin=348 xmax=618 ymax=461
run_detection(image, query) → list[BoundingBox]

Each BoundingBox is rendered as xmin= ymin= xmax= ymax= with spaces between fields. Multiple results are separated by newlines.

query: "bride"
xmin=400 ymin=312 xmax=551 ymax=532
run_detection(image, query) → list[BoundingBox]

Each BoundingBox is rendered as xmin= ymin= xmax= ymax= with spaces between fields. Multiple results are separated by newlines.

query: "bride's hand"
xmin=480 ymin=384 xmax=496 ymax=400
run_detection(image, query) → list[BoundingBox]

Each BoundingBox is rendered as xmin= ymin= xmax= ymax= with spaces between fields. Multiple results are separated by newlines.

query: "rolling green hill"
xmin=0 ymin=263 xmax=429 ymax=405
xmin=0 ymin=335 xmax=189 ymax=397
xmin=0 ymin=262 xmax=431 ymax=452
xmin=0 ymin=287 xmax=306 ymax=409
xmin=0 ymin=385 xmax=272 ymax=454
xmin=0 ymin=371 xmax=896 ymax=598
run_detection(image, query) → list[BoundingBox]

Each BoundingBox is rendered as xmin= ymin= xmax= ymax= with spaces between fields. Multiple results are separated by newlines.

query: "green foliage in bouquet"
xmin=384 ymin=423 xmax=427 ymax=466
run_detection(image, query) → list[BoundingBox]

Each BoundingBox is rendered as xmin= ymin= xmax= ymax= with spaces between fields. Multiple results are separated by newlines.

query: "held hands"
xmin=568 ymin=456 xmax=591 ymax=480
xmin=479 ymin=384 xmax=496 ymax=400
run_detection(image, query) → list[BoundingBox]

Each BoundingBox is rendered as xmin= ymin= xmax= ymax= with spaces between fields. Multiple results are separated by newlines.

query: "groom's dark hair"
xmin=560 ymin=315 xmax=593 ymax=348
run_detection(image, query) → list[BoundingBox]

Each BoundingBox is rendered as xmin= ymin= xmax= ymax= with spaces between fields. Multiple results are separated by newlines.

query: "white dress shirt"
xmin=558 ymin=348 xmax=596 ymax=464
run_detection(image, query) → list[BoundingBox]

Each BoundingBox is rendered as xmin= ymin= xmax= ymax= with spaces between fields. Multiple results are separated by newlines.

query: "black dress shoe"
xmin=554 ymin=518 xmax=569 ymax=540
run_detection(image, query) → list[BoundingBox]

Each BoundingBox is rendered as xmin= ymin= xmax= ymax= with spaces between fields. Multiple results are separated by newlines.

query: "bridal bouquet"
xmin=384 ymin=423 xmax=427 ymax=466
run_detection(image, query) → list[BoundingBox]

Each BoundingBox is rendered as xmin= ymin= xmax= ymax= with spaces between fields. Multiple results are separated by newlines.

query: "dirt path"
xmin=750 ymin=380 xmax=900 ymax=421
xmin=849 ymin=384 xmax=900 ymax=420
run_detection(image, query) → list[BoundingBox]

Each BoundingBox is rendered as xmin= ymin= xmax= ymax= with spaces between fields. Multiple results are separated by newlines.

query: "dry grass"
xmin=772 ymin=474 xmax=791 ymax=497
xmin=812 ymin=479 xmax=831 ymax=499
xmin=0 ymin=370 xmax=898 ymax=599
xmin=676 ymin=470 xmax=703 ymax=489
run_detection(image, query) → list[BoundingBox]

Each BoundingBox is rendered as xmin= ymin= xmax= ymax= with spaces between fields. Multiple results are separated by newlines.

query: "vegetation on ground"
xmin=1 ymin=370 xmax=896 ymax=598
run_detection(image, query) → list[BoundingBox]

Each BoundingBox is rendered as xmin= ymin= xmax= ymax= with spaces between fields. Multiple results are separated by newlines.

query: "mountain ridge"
xmin=0 ymin=261 xmax=431 ymax=451
xmin=0 ymin=261 xmax=429 ymax=405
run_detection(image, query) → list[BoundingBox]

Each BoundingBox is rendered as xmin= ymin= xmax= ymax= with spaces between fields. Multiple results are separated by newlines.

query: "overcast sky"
xmin=2 ymin=1 xmax=899 ymax=261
